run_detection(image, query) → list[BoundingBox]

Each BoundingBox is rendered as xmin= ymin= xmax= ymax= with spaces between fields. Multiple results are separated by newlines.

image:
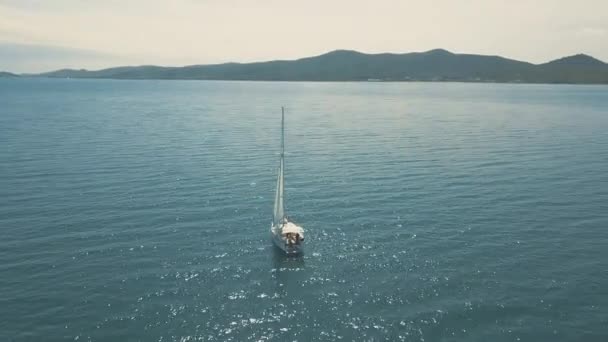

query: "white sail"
xmin=273 ymin=159 xmax=284 ymax=226
xmin=273 ymin=107 xmax=285 ymax=227
xmin=270 ymin=106 xmax=304 ymax=255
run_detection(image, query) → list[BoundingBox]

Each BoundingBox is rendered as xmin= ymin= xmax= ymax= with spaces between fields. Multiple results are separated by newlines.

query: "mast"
xmin=281 ymin=106 xmax=285 ymax=159
xmin=279 ymin=106 xmax=285 ymax=221
xmin=273 ymin=107 xmax=286 ymax=226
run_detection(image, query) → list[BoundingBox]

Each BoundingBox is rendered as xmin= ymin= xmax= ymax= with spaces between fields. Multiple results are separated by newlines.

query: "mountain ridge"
xmin=0 ymin=71 xmax=19 ymax=77
xmin=541 ymin=54 xmax=606 ymax=66
xmin=27 ymin=49 xmax=608 ymax=84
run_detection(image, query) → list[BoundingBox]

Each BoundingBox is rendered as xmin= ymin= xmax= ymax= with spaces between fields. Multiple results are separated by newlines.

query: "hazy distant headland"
xmin=0 ymin=71 xmax=19 ymax=78
xmin=13 ymin=49 xmax=608 ymax=84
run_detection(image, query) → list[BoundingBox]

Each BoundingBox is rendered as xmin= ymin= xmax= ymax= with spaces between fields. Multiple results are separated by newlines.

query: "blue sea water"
xmin=1 ymin=79 xmax=607 ymax=341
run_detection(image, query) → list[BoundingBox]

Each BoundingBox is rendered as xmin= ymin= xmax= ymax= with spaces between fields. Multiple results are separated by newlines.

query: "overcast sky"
xmin=1 ymin=0 xmax=607 ymax=72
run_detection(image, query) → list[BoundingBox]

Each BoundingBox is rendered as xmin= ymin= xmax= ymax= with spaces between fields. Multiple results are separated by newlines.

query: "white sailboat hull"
xmin=271 ymin=223 xmax=304 ymax=255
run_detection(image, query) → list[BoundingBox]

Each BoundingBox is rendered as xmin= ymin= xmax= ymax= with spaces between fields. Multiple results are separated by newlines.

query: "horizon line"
xmin=5 ymin=48 xmax=606 ymax=75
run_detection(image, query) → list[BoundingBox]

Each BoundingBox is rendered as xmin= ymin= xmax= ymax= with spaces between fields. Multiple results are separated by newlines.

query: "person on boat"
xmin=286 ymin=233 xmax=294 ymax=247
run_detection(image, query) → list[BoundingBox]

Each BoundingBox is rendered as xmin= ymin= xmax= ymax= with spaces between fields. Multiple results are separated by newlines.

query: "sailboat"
xmin=271 ymin=107 xmax=304 ymax=255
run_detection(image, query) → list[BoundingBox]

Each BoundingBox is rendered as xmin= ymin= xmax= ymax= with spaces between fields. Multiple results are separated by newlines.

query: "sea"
xmin=1 ymin=78 xmax=607 ymax=341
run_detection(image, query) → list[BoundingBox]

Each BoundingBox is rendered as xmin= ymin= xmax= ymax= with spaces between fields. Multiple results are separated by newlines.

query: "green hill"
xmin=36 ymin=49 xmax=608 ymax=84
xmin=0 ymin=71 xmax=19 ymax=77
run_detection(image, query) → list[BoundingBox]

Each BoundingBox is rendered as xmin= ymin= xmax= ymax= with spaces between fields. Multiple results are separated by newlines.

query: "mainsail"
xmin=273 ymin=107 xmax=285 ymax=227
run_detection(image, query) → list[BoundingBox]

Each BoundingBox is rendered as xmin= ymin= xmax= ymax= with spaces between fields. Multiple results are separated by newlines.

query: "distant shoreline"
xmin=5 ymin=76 xmax=608 ymax=86
xmin=5 ymin=48 xmax=606 ymax=85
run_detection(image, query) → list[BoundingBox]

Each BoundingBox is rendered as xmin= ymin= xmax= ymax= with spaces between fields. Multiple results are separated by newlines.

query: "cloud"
xmin=1 ymin=0 xmax=608 ymax=70
xmin=578 ymin=27 xmax=607 ymax=36
xmin=0 ymin=42 xmax=119 ymax=73
xmin=0 ymin=42 xmax=109 ymax=59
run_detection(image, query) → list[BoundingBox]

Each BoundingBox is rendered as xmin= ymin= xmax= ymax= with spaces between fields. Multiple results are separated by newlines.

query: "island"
xmin=22 ymin=49 xmax=608 ymax=84
xmin=0 ymin=71 xmax=19 ymax=78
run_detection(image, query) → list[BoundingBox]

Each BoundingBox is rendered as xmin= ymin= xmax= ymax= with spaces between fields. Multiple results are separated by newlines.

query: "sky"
xmin=1 ymin=0 xmax=607 ymax=73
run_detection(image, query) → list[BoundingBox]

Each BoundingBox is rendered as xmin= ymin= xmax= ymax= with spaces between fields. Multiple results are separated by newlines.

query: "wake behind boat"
xmin=271 ymin=107 xmax=304 ymax=255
